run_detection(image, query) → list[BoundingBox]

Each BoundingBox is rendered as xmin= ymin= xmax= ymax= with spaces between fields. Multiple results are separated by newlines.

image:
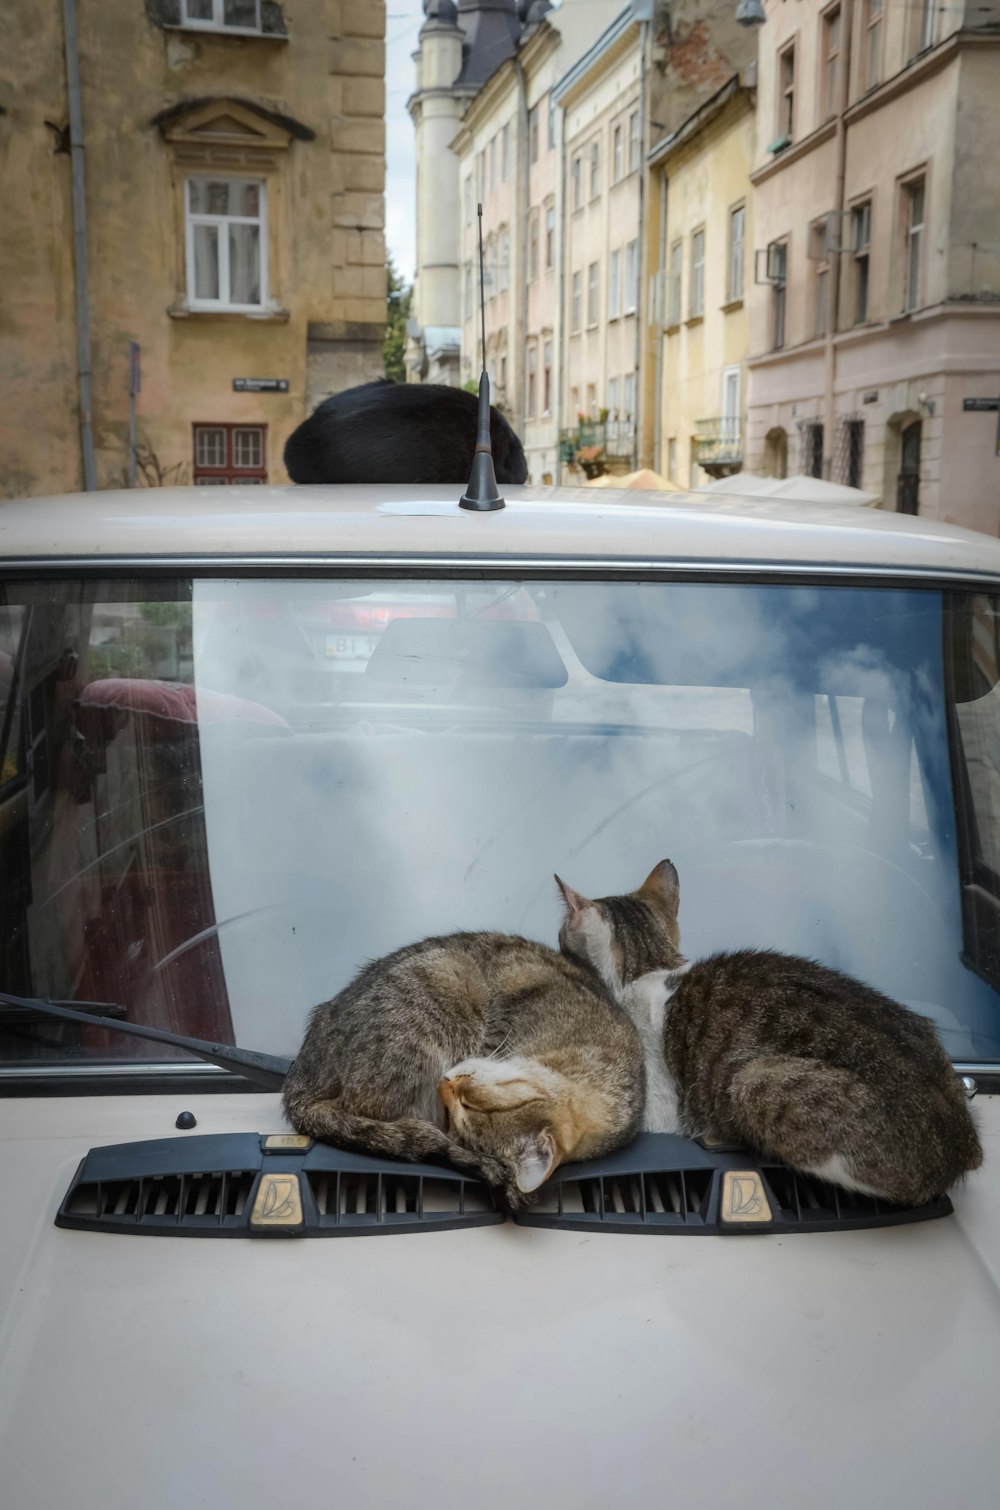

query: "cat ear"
xmin=514 ymin=1129 xmax=559 ymax=1194
xmin=639 ymin=859 xmax=680 ymax=915
xmin=555 ymin=874 xmax=590 ymax=917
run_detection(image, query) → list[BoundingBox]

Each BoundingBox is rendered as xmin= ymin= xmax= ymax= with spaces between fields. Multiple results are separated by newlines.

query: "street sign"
xmin=233 ymin=378 xmax=288 ymax=393
xmin=963 ymin=397 xmax=999 ymax=412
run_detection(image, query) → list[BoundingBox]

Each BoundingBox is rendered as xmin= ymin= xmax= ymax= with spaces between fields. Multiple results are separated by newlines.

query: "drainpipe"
xmin=821 ymin=0 xmax=854 ymax=481
xmin=633 ymin=19 xmax=649 ymax=469
xmin=653 ymin=168 xmax=668 ymax=476
xmin=514 ymin=59 xmax=530 ymax=456
xmin=62 ymin=0 xmax=97 ymax=491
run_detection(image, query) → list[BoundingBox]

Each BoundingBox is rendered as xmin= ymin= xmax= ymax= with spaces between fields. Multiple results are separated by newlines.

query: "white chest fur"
xmin=621 ymin=967 xmax=688 ymax=1134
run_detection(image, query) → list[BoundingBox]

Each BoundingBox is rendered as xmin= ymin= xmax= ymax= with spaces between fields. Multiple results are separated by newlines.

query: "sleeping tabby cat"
xmin=558 ymin=861 xmax=982 ymax=1206
xmin=283 ymin=884 xmax=651 ymax=1208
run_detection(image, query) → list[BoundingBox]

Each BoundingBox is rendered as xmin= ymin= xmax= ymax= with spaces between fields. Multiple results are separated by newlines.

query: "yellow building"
xmin=646 ymin=77 xmax=755 ymax=489
xmin=0 ymin=0 xmax=387 ymax=498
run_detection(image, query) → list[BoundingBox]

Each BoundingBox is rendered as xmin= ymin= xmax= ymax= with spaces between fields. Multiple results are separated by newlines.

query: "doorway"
xmin=897 ymin=420 xmax=921 ymax=514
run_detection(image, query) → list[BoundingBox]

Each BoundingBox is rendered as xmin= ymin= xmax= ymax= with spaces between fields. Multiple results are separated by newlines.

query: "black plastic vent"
xmin=57 ymin=1132 xmax=502 ymax=1238
xmin=514 ymin=1134 xmax=953 ymax=1235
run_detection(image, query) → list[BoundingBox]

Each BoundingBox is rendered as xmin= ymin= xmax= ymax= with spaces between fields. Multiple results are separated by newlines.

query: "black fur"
xmin=283 ymin=379 xmax=528 ymax=486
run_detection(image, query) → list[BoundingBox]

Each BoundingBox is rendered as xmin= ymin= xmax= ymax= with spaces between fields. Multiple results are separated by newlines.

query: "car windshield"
xmin=1 ymin=575 xmax=998 ymax=1070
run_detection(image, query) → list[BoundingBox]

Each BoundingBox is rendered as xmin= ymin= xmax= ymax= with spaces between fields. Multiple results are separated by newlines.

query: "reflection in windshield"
xmin=1 ymin=577 xmax=998 ymax=1066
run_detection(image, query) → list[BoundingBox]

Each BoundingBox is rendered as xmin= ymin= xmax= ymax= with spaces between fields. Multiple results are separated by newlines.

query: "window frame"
xmin=608 ymin=248 xmax=622 ymax=321
xmin=628 ymin=109 xmax=641 ymax=174
xmin=903 ymin=174 xmax=926 ymax=313
xmin=727 ymin=203 xmax=746 ymax=304
xmin=185 ymin=175 xmax=268 ymax=313
xmin=667 ymin=239 xmax=683 ymax=328
xmin=192 ymin=423 xmax=267 ymax=484
xmin=778 ymin=42 xmax=796 ymax=140
xmin=851 ymin=199 xmax=873 ymax=324
xmin=624 ymin=239 xmax=638 ymax=315
xmin=589 ymin=139 xmax=601 ymax=201
xmin=544 ymin=202 xmax=555 ymax=271
xmin=571 ymin=270 xmax=583 ymax=334
xmin=821 ymin=4 xmax=842 ymax=121
xmin=863 ymin=0 xmax=883 ymax=91
xmin=612 ymin=122 xmax=624 ymax=184
xmin=179 ymin=0 xmax=263 ymax=36
xmin=689 ymin=227 xmax=706 ymax=320
xmin=586 ymin=260 xmax=600 ymax=328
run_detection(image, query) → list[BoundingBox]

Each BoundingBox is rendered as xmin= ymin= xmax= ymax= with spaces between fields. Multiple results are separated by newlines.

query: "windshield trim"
xmin=3 ymin=557 xmax=1000 ymax=589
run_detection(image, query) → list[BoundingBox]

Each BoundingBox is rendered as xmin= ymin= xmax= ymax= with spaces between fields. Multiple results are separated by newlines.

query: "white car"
xmin=1 ymin=482 xmax=999 ymax=1509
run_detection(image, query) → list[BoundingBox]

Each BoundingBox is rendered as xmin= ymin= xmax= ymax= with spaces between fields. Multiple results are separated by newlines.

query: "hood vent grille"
xmin=514 ymin=1134 xmax=953 ymax=1235
xmin=57 ymin=1132 xmax=503 ymax=1238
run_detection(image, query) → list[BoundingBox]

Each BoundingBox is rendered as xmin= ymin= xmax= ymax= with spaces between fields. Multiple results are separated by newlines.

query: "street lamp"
xmin=736 ymin=0 xmax=767 ymax=25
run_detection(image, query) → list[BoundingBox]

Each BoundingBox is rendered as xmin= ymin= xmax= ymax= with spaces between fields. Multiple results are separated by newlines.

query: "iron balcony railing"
xmin=558 ymin=420 xmax=635 ymax=462
xmin=694 ymin=417 xmax=742 ymax=468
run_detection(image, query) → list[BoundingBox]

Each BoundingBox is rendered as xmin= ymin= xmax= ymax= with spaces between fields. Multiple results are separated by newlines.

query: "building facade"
xmin=647 ymin=75 xmax=755 ymax=487
xmin=745 ymin=0 xmax=1000 ymax=532
xmin=0 ymin=0 xmax=387 ymax=498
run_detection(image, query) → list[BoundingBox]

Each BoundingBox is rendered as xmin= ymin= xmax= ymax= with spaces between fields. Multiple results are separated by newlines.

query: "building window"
xmin=501 ymin=124 xmax=510 ymax=182
xmin=527 ymin=345 xmax=538 ymax=419
xmin=571 ymin=270 xmax=582 ymax=333
xmin=852 ymin=200 xmax=872 ymax=322
xmin=590 ymin=140 xmax=601 ymax=200
xmin=464 ymin=176 xmax=473 ymax=224
xmin=689 ymin=229 xmax=705 ymax=318
xmin=545 ymin=203 xmax=555 ymax=269
xmin=623 ymin=373 xmax=636 ymax=431
xmin=727 ymin=204 xmax=745 ymax=302
xmin=863 ymin=0 xmax=883 ymax=89
xmin=543 ymin=340 xmax=553 ymax=414
xmin=530 ymin=107 xmax=540 ymax=165
xmin=628 ymin=110 xmax=641 ymax=173
xmin=822 ymin=6 xmax=841 ymax=119
xmin=464 ymin=262 xmax=473 ymax=317
xmin=778 ymin=44 xmax=796 ymax=139
xmin=186 ymin=177 xmax=266 ymax=310
xmin=572 ymin=155 xmax=583 ymax=211
xmin=193 ymin=424 xmax=267 ymax=483
xmin=499 ymin=229 xmax=510 ymax=293
xmin=180 ymin=0 xmax=261 ymax=33
xmin=547 ymin=94 xmax=557 ymax=150
xmin=529 ymin=214 xmax=539 ymax=281
xmin=609 ymin=249 xmax=621 ymax=319
xmin=667 ymin=239 xmax=682 ymax=327
xmin=803 ymin=421 xmax=824 ymax=478
xmin=489 ymin=136 xmax=497 ymax=191
xmin=609 ymin=376 xmax=620 ymax=422
xmin=587 ymin=261 xmax=600 ymax=326
xmin=917 ymin=0 xmax=936 ymax=53
xmin=476 ymin=151 xmax=485 ymax=201
xmin=770 ymin=240 xmax=788 ymax=350
xmin=810 ymin=218 xmax=831 ymax=336
xmin=486 ymin=235 xmax=496 ymax=299
xmin=721 ymin=365 xmax=741 ymax=451
xmin=904 ymin=177 xmax=925 ymax=312
xmin=612 ymin=123 xmax=624 ymax=183
xmin=624 ymin=239 xmax=638 ymax=313
xmin=846 ymin=419 xmax=864 ymax=488
xmin=667 ymin=437 xmax=677 ymax=482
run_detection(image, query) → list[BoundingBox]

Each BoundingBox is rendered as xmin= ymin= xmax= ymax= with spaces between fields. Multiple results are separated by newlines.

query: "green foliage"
xmin=383 ymin=255 xmax=412 ymax=383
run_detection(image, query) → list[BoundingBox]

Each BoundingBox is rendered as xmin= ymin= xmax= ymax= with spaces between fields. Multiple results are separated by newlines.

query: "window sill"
xmin=684 ymin=314 xmax=705 ymax=328
xmin=608 ymin=313 xmax=621 ymax=323
xmin=664 ymin=321 xmax=681 ymax=336
xmin=721 ymin=297 xmax=744 ymax=313
xmin=169 ymin=302 xmax=290 ymax=322
xmin=164 ymin=25 xmax=287 ymax=43
xmin=585 ymin=322 xmax=599 ymax=332
xmin=623 ymin=306 xmax=637 ymax=318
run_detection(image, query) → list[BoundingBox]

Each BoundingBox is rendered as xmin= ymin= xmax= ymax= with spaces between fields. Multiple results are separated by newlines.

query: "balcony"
xmin=558 ymin=419 xmax=634 ymax=477
xmin=694 ymin=418 xmax=742 ymax=477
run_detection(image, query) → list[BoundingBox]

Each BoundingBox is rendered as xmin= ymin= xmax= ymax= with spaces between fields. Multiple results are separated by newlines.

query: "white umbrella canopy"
xmin=696 ymin=472 xmax=878 ymax=506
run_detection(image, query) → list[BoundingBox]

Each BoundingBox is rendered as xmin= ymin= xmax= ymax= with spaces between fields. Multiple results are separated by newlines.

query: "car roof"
xmin=2 ymin=484 xmax=999 ymax=581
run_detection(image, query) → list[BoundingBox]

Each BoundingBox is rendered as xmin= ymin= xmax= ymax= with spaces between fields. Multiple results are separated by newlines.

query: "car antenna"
xmin=0 ymin=988 xmax=291 ymax=1090
xmin=459 ymin=203 xmax=505 ymax=512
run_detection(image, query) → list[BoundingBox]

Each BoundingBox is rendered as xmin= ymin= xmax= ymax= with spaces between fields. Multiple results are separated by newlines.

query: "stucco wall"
xmin=0 ymin=0 xmax=386 ymax=498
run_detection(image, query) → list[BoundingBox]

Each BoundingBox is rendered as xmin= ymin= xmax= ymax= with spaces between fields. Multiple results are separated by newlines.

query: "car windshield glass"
xmin=1 ymin=576 xmax=998 ymax=1070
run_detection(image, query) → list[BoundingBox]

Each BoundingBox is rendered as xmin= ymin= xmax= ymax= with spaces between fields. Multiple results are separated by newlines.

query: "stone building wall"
xmin=0 ymin=0 xmax=386 ymax=497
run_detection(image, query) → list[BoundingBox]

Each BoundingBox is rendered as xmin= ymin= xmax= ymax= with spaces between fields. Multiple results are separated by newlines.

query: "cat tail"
xmin=282 ymin=1092 xmax=524 ymax=1211
xmin=724 ymin=1055 xmax=975 ymax=1207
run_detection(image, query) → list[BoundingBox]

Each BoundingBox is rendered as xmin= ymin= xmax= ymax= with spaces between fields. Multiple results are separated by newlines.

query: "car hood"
xmin=2 ymin=1091 xmax=999 ymax=1510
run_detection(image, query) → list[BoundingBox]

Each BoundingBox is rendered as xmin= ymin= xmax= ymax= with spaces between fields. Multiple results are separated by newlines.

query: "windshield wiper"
xmin=0 ymin=991 xmax=291 ymax=1090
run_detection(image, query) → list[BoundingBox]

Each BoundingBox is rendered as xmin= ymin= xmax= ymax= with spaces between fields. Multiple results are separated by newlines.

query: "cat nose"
xmin=437 ymin=1078 xmax=458 ymax=1110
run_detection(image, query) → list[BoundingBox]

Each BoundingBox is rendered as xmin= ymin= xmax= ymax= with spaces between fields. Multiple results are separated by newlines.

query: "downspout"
xmin=514 ymin=59 xmax=530 ymax=455
xmin=556 ymin=92 xmax=568 ymax=483
xmin=62 ymin=0 xmax=97 ymax=491
xmin=632 ymin=19 xmax=649 ymax=469
xmin=653 ymin=167 xmax=668 ymax=476
xmin=821 ymin=0 xmax=854 ymax=480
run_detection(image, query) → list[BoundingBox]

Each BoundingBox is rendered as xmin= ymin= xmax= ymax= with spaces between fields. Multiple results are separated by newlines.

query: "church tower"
xmin=406 ymin=1 xmax=523 ymax=384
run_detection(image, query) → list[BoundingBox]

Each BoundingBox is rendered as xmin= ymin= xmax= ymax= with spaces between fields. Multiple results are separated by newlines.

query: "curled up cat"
xmin=558 ymin=860 xmax=983 ymax=1207
xmin=282 ymin=894 xmax=649 ymax=1210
